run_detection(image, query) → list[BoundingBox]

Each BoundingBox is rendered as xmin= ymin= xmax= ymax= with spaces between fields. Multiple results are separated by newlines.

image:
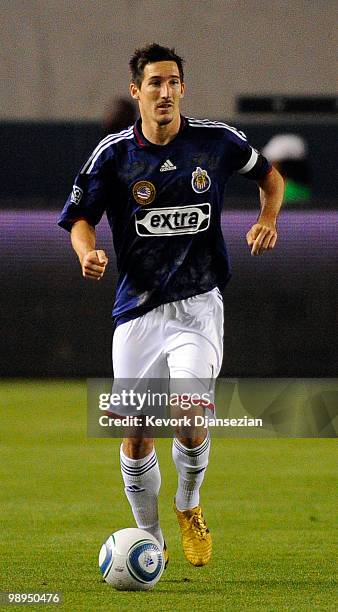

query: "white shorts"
xmin=112 ymin=287 xmax=224 ymax=380
xmin=110 ymin=289 xmax=223 ymax=422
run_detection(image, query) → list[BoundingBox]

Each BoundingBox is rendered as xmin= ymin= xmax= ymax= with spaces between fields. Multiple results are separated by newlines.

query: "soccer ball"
xmin=99 ymin=528 xmax=164 ymax=591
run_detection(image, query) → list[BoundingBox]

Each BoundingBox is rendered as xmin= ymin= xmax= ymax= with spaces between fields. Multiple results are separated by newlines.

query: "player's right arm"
xmin=71 ymin=219 xmax=108 ymax=280
xmin=58 ymin=139 xmax=114 ymax=278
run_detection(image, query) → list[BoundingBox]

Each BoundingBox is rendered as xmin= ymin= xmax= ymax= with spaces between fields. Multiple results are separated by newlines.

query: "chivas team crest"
xmin=191 ymin=167 xmax=211 ymax=194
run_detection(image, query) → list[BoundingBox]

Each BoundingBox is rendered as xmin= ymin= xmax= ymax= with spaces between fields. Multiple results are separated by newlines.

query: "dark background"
xmin=1 ymin=120 xmax=337 ymax=378
xmin=1 ymin=120 xmax=337 ymax=204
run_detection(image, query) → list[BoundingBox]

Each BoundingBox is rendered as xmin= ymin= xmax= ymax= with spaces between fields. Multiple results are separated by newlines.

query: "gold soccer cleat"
xmin=174 ymin=502 xmax=212 ymax=566
xmin=163 ymin=541 xmax=169 ymax=569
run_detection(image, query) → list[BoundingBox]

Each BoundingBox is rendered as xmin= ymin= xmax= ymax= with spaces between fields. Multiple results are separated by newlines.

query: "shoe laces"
xmin=190 ymin=511 xmax=209 ymax=539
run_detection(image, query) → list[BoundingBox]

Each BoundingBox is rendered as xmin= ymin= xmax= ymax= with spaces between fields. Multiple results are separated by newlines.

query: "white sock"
xmin=172 ymin=433 xmax=211 ymax=511
xmin=120 ymin=446 xmax=164 ymax=548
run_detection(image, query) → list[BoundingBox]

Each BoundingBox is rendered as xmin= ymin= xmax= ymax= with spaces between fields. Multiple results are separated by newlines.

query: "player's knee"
xmin=176 ymin=431 xmax=207 ymax=449
xmin=122 ymin=437 xmax=154 ymax=459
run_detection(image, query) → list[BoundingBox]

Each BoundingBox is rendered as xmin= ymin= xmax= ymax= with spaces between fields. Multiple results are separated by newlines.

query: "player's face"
xmin=130 ymin=61 xmax=185 ymax=127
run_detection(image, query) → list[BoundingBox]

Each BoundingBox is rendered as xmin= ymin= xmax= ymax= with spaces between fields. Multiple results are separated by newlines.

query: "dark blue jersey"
xmin=58 ymin=116 xmax=271 ymax=323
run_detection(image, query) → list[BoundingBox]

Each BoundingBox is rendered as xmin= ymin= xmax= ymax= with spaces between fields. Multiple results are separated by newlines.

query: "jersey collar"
xmin=133 ymin=115 xmax=187 ymax=148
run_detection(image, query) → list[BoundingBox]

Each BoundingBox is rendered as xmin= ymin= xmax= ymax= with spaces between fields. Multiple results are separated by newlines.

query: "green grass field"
xmin=1 ymin=381 xmax=337 ymax=611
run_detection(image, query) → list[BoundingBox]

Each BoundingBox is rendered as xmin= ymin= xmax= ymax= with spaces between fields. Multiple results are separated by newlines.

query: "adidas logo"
xmin=160 ymin=159 xmax=177 ymax=172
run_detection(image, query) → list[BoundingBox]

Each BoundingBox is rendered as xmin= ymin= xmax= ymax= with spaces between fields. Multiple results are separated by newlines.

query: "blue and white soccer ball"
xmin=99 ymin=528 xmax=164 ymax=591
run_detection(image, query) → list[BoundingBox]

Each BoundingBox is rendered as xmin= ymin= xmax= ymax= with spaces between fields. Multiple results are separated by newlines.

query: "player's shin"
xmin=120 ymin=445 xmax=164 ymax=548
xmin=172 ymin=431 xmax=210 ymax=511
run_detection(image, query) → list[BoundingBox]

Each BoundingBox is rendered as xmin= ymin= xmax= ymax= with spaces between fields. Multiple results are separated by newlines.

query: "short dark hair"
xmin=129 ymin=43 xmax=184 ymax=87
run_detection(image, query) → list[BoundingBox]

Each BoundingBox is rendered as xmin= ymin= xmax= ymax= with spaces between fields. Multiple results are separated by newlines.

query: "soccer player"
xmin=58 ymin=43 xmax=284 ymax=568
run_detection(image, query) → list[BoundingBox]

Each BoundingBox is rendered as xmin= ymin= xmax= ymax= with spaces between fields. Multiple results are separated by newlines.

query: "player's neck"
xmin=141 ymin=115 xmax=181 ymax=146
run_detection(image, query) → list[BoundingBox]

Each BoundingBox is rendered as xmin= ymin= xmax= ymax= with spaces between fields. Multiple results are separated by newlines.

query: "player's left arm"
xmin=246 ymin=166 xmax=285 ymax=256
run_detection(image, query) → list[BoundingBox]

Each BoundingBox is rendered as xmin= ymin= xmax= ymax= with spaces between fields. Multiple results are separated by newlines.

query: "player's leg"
xmin=168 ymin=288 xmax=223 ymax=511
xmin=172 ymin=435 xmax=212 ymax=566
xmin=172 ymin=432 xmax=210 ymax=512
xmin=112 ymin=310 xmax=167 ymax=553
xmin=170 ymin=369 xmax=213 ymax=566
xmin=120 ymin=436 xmax=164 ymax=546
xmin=166 ymin=289 xmax=224 ymax=565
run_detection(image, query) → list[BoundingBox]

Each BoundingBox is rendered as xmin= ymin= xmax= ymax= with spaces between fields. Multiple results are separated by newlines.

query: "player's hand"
xmin=81 ymin=249 xmax=108 ymax=280
xmin=246 ymin=222 xmax=277 ymax=256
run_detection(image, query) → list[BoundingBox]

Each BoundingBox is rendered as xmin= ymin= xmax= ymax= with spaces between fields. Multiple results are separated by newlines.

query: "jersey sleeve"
xmin=227 ymin=129 xmax=272 ymax=181
xmin=58 ymin=145 xmax=113 ymax=232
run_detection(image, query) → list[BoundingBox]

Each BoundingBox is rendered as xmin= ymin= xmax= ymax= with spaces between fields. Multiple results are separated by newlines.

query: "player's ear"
xmin=130 ymin=82 xmax=140 ymax=100
xmin=180 ymin=82 xmax=185 ymax=98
